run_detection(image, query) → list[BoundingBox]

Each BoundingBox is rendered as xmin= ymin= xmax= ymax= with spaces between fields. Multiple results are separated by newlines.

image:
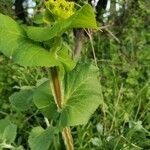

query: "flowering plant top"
xmin=45 ymin=0 xmax=75 ymax=21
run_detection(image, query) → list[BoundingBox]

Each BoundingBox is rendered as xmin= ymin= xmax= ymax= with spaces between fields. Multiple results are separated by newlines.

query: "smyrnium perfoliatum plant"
xmin=0 ymin=0 xmax=102 ymax=149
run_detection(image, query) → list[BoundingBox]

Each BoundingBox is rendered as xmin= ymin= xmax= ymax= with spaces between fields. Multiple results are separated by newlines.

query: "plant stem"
xmin=50 ymin=67 xmax=74 ymax=150
xmin=62 ymin=127 xmax=74 ymax=150
xmin=50 ymin=67 xmax=62 ymax=109
xmin=73 ymin=29 xmax=84 ymax=58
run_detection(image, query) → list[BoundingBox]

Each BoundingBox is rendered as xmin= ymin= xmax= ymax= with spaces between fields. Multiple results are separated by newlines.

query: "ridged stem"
xmin=50 ymin=67 xmax=62 ymax=109
xmin=62 ymin=127 xmax=74 ymax=150
xmin=50 ymin=67 xmax=74 ymax=150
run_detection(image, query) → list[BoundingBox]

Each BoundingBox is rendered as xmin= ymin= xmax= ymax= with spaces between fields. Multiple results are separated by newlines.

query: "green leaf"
xmin=59 ymin=62 xmax=102 ymax=126
xmin=28 ymin=126 xmax=54 ymax=150
xmin=58 ymin=45 xmax=76 ymax=71
xmin=26 ymin=4 xmax=98 ymax=42
xmin=70 ymin=4 xmax=98 ymax=29
xmin=33 ymin=62 xmax=102 ymax=127
xmin=0 ymin=14 xmax=75 ymax=70
xmin=33 ymin=81 xmax=59 ymax=120
xmin=32 ymin=12 xmax=45 ymax=25
xmin=43 ymin=9 xmax=55 ymax=24
xmin=12 ymin=40 xmax=61 ymax=67
xmin=26 ymin=20 xmax=71 ymax=42
xmin=0 ymin=13 xmax=58 ymax=67
xmin=0 ymin=119 xmax=17 ymax=143
xmin=9 ymin=89 xmax=33 ymax=112
xmin=3 ymin=124 xmax=17 ymax=143
xmin=0 ymin=13 xmax=75 ymax=70
xmin=0 ymin=119 xmax=10 ymax=139
xmin=0 ymin=13 xmax=25 ymax=57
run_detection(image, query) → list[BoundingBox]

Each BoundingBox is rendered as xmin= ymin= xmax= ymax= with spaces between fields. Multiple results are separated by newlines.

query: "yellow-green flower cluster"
xmin=45 ymin=0 xmax=75 ymax=21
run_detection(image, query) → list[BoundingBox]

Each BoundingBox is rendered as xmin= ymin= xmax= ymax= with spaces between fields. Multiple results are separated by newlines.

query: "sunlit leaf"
xmin=33 ymin=62 xmax=102 ymax=127
xmin=26 ymin=4 xmax=98 ymax=42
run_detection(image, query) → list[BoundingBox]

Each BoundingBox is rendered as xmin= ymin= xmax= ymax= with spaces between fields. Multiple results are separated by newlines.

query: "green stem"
xmin=50 ymin=67 xmax=74 ymax=150
xmin=50 ymin=67 xmax=62 ymax=109
xmin=62 ymin=127 xmax=74 ymax=150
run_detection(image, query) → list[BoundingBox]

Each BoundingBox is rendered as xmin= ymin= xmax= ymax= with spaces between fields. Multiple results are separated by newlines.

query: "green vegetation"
xmin=0 ymin=0 xmax=149 ymax=150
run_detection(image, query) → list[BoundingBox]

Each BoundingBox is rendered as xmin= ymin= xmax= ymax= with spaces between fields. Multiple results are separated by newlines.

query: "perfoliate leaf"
xmin=9 ymin=89 xmax=33 ymax=112
xmin=0 ymin=119 xmax=17 ymax=143
xmin=26 ymin=20 xmax=71 ymax=42
xmin=33 ymin=62 xmax=102 ymax=127
xmin=0 ymin=13 xmax=58 ymax=67
xmin=28 ymin=126 xmax=54 ymax=150
xmin=26 ymin=4 xmax=98 ymax=42
xmin=0 ymin=13 xmax=75 ymax=70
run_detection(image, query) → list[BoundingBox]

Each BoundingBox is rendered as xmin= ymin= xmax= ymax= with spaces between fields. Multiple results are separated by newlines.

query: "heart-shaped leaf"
xmin=33 ymin=62 xmax=102 ymax=127
xmin=28 ymin=126 xmax=54 ymax=150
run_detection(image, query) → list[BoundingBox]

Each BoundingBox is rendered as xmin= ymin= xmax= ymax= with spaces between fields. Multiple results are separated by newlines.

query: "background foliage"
xmin=0 ymin=0 xmax=149 ymax=149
